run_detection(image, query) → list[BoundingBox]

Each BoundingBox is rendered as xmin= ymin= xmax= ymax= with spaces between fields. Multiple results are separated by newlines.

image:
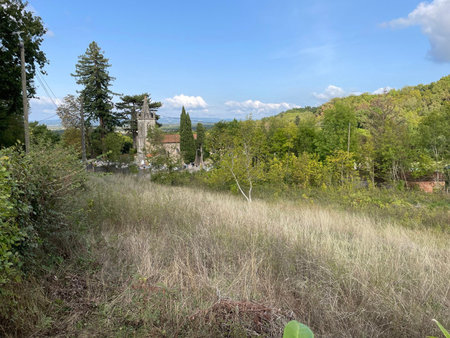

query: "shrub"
xmin=0 ymin=155 xmax=25 ymax=286
xmin=0 ymin=142 xmax=87 ymax=277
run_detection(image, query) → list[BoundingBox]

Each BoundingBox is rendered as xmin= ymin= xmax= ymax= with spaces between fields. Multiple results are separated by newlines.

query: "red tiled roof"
xmin=162 ymin=133 xmax=197 ymax=144
xmin=162 ymin=134 xmax=180 ymax=143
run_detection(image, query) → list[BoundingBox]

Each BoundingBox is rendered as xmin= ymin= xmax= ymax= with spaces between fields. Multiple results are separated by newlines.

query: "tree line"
xmin=203 ymin=77 xmax=449 ymax=200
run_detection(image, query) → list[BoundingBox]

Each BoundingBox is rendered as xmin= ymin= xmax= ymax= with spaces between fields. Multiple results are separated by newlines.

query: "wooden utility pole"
xmin=80 ymin=95 xmax=87 ymax=163
xmin=19 ymin=38 xmax=30 ymax=153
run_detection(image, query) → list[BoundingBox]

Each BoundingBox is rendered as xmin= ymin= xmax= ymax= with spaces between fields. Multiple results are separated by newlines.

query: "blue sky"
xmin=28 ymin=0 xmax=450 ymax=122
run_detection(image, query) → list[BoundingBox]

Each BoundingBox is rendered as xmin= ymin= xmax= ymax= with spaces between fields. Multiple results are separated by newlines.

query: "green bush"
xmin=0 ymin=155 xmax=25 ymax=286
xmin=0 ymin=143 xmax=87 ymax=280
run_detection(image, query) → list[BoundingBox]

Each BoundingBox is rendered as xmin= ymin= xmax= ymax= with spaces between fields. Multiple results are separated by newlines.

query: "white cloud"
xmin=224 ymin=99 xmax=299 ymax=117
xmin=383 ymin=0 xmax=450 ymax=62
xmin=372 ymin=86 xmax=393 ymax=95
xmin=313 ymin=85 xmax=346 ymax=101
xmin=164 ymin=94 xmax=207 ymax=109
xmin=313 ymin=85 xmax=366 ymax=102
xmin=30 ymin=96 xmax=62 ymax=106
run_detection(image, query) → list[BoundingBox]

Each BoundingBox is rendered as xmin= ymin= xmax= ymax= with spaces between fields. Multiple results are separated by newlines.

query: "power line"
xmin=34 ymin=71 xmax=61 ymax=122
xmin=35 ymin=71 xmax=59 ymax=108
xmin=39 ymin=70 xmax=58 ymax=101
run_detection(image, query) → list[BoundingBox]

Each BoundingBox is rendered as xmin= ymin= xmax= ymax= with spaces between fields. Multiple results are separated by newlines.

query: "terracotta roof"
xmin=162 ymin=133 xmax=197 ymax=144
xmin=162 ymin=134 xmax=180 ymax=143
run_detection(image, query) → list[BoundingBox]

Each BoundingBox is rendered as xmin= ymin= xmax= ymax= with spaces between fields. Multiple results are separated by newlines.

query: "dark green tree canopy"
xmin=71 ymin=41 xmax=118 ymax=136
xmin=179 ymin=107 xmax=195 ymax=163
xmin=0 ymin=0 xmax=48 ymax=147
xmin=116 ymin=93 xmax=162 ymax=147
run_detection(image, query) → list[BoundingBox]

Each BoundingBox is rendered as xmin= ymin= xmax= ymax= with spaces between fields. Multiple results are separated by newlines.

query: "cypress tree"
xmin=179 ymin=107 xmax=196 ymax=163
xmin=185 ymin=113 xmax=196 ymax=163
xmin=179 ymin=106 xmax=187 ymax=155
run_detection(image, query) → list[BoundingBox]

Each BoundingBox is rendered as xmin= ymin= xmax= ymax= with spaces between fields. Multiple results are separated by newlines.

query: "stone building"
xmin=136 ymin=96 xmax=198 ymax=164
xmin=161 ymin=134 xmax=197 ymax=158
xmin=136 ymin=96 xmax=156 ymax=164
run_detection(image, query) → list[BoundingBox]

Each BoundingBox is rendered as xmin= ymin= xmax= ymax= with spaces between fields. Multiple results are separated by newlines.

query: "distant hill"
xmin=269 ymin=75 xmax=450 ymax=123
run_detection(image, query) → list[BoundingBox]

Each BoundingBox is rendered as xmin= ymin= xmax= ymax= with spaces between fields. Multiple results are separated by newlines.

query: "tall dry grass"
xmin=88 ymin=175 xmax=449 ymax=337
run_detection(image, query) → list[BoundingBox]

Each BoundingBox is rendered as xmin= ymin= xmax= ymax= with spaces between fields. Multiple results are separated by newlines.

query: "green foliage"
xmin=179 ymin=107 xmax=196 ymax=163
xmin=71 ymin=41 xmax=119 ymax=136
xmin=0 ymin=0 xmax=48 ymax=148
xmin=116 ymin=93 xmax=162 ymax=146
xmin=104 ymin=132 xmax=132 ymax=162
xmin=29 ymin=122 xmax=60 ymax=145
xmin=62 ymin=127 xmax=82 ymax=155
xmin=296 ymin=114 xmax=318 ymax=154
xmin=317 ymin=102 xmax=358 ymax=158
xmin=0 ymin=155 xmax=25 ymax=286
xmin=196 ymin=122 xmax=205 ymax=150
xmin=0 ymin=143 xmax=86 ymax=294
xmin=325 ymin=150 xmax=359 ymax=186
xmin=207 ymin=119 xmax=266 ymax=201
xmin=283 ymin=320 xmax=314 ymax=338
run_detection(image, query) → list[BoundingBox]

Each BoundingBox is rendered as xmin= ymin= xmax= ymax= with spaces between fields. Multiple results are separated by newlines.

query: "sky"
xmin=27 ymin=0 xmax=450 ymax=122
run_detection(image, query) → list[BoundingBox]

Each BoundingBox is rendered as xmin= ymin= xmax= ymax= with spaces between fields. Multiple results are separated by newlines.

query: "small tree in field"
xmin=213 ymin=119 xmax=265 ymax=202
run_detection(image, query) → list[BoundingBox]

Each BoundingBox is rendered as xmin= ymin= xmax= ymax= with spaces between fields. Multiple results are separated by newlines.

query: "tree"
xmin=179 ymin=107 xmax=195 ymax=163
xmin=29 ymin=122 xmax=60 ymax=145
xmin=71 ymin=41 xmax=118 ymax=141
xmin=362 ymin=96 xmax=414 ymax=182
xmin=116 ymin=93 xmax=162 ymax=148
xmin=56 ymin=94 xmax=83 ymax=129
xmin=0 ymin=0 xmax=48 ymax=147
xmin=195 ymin=122 xmax=205 ymax=165
xmin=56 ymin=94 xmax=88 ymax=161
xmin=316 ymin=102 xmax=358 ymax=158
xmin=210 ymin=119 xmax=265 ymax=202
xmin=296 ymin=114 xmax=318 ymax=154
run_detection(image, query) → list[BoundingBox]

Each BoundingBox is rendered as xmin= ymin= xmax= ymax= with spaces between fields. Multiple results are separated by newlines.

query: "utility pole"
xmin=18 ymin=33 xmax=30 ymax=153
xmin=80 ymin=95 xmax=87 ymax=164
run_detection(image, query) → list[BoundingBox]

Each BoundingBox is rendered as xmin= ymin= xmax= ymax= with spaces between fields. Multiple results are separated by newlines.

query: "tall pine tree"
xmin=71 ymin=41 xmax=118 ymax=140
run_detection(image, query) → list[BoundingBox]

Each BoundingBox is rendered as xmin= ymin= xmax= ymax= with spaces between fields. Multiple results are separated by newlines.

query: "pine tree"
xmin=116 ymin=93 xmax=162 ymax=148
xmin=71 ymin=41 xmax=118 ymax=140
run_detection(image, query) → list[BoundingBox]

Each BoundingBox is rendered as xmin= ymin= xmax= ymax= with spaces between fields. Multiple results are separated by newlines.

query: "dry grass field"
xmin=69 ymin=174 xmax=449 ymax=337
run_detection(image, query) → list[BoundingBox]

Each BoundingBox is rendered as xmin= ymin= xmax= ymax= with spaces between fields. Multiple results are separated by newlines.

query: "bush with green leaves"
xmin=0 ymin=142 xmax=87 ymax=282
xmin=0 ymin=155 xmax=25 ymax=286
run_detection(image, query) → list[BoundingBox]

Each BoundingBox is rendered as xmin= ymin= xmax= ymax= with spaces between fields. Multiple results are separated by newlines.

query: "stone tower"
xmin=136 ymin=96 xmax=156 ymax=165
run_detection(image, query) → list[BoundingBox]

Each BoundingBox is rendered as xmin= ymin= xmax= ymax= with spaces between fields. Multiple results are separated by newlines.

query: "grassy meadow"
xmin=10 ymin=174 xmax=447 ymax=337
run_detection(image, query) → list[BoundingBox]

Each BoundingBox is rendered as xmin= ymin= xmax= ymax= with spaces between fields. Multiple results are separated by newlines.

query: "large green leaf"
xmin=283 ymin=320 xmax=314 ymax=338
xmin=433 ymin=319 xmax=450 ymax=338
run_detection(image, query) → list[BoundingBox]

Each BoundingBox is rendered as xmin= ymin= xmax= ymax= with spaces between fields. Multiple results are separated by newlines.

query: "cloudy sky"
xmin=28 ymin=0 xmax=450 ymax=122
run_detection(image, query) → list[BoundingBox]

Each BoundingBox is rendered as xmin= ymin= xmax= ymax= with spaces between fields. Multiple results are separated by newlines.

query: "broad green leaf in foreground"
xmin=283 ymin=320 xmax=314 ymax=338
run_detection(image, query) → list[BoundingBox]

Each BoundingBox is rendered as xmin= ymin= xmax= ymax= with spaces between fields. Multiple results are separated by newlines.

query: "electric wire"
xmin=34 ymin=71 xmax=61 ymax=122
